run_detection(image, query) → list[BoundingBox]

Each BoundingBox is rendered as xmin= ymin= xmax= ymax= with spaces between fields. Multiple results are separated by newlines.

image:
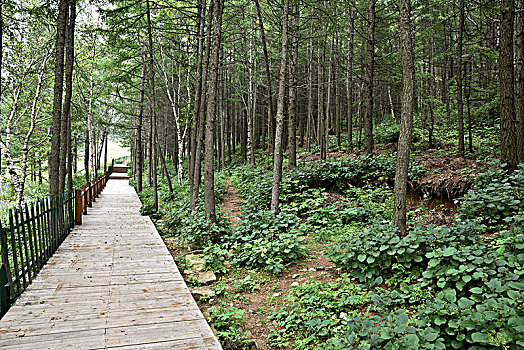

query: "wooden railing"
xmin=0 ymin=169 xmax=112 ymax=317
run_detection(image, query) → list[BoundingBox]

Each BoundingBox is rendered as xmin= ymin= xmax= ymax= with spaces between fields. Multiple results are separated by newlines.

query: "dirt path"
xmin=220 ymin=177 xmax=242 ymax=227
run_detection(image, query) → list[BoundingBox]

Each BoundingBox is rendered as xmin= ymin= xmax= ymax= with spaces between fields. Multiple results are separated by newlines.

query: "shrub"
xmin=459 ymin=164 xmax=523 ymax=225
xmin=269 ymin=275 xmax=373 ymax=349
xmin=226 ymin=210 xmax=307 ymax=274
xmin=327 ymin=222 xmax=427 ymax=283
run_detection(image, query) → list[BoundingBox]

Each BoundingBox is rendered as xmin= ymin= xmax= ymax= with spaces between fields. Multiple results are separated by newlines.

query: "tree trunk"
xmin=59 ymin=0 xmax=76 ymax=194
xmin=516 ymin=0 xmax=524 ymax=164
xmin=189 ymin=0 xmax=206 ymax=199
xmin=87 ymin=45 xmax=96 ymax=182
xmin=456 ymin=0 xmax=465 ymax=157
xmin=136 ymin=48 xmax=146 ymax=193
xmin=363 ymin=0 xmax=375 ymax=154
xmin=254 ymin=0 xmax=275 ymax=155
xmin=500 ymin=0 xmax=518 ymax=170
xmin=270 ymin=0 xmax=289 ymax=215
xmin=146 ymin=0 xmax=158 ymax=210
xmin=191 ymin=0 xmax=213 ymax=210
xmin=204 ymin=0 xmax=224 ymax=224
xmin=49 ymin=0 xmax=69 ymax=196
xmin=393 ymin=0 xmax=415 ymax=236
xmin=288 ymin=4 xmax=298 ymax=169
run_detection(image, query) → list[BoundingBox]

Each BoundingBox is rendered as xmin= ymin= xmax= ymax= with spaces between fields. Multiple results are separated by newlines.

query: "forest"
xmin=1 ymin=0 xmax=524 ymax=348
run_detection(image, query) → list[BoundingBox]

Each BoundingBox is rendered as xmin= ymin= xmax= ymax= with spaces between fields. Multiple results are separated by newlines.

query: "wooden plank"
xmin=0 ymin=180 xmax=221 ymax=349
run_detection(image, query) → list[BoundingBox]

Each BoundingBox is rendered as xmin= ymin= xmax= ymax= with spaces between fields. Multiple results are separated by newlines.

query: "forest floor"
xmin=198 ymin=152 xmax=470 ymax=349
xmin=151 ymin=143 xmax=522 ymax=349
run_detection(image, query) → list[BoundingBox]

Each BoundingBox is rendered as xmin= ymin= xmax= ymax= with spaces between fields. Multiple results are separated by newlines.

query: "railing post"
xmin=0 ymin=264 xmax=9 ymax=318
xmin=86 ymin=182 xmax=92 ymax=208
xmin=96 ymin=176 xmax=100 ymax=197
xmin=91 ymin=178 xmax=96 ymax=202
xmin=75 ymin=189 xmax=83 ymax=225
xmin=0 ymin=224 xmax=13 ymax=304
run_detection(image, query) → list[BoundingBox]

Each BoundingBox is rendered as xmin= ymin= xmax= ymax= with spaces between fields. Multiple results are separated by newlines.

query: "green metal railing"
xmin=0 ymin=169 xmax=112 ymax=318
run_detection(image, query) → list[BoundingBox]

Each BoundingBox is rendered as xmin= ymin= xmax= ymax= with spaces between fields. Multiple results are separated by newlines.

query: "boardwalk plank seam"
xmin=0 ymin=180 xmax=222 ymax=349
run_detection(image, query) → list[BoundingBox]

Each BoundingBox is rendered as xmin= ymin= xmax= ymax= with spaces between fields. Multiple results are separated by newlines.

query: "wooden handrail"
xmin=0 ymin=169 xmax=113 ymax=315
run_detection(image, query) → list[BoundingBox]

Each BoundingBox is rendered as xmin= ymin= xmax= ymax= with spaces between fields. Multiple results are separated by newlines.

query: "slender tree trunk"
xmin=466 ymin=60 xmax=473 ymax=154
xmin=288 ymin=4 xmax=298 ymax=169
xmin=306 ymin=22 xmax=314 ymax=151
xmin=59 ymin=0 xmax=76 ymax=194
xmin=500 ymin=0 xmax=518 ymax=170
xmin=363 ymin=0 xmax=376 ymax=154
xmin=191 ymin=1 xmax=214 ymax=210
xmin=270 ymin=0 xmax=289 ymax=215
xmin=84 ymin=133 xmax=89 ymax=183
xmin=189 ymin=0 xmax=205 ymax=199
xmin=204 ymin=0 xmax=224 ymax=224
xmin=49 ymin=0 xmax=69 ymax=196
xmin=516 ymin=0 xmax=524 ymax=164
xmin=136 ymin=49 xmax=146 ymax=193
xmin=457 ymin=0 xmax=465 ymax=157
xmin=254 ymin=0 xmax=275 ymax=155
xmin=87 ymin=45 xmax=96 ymax=182
xmin=394 ymin=0 xmax=415 ymax=236
xmin=146 ymin=0 xmax=158 ymax=210
xmin=318 ymin=41 xmax=325 ymax=159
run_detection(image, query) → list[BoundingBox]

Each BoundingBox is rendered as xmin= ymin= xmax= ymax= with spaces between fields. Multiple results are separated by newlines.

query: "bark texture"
xmin=270 ymin=0 xmax=289 ymax=215
xmin=500 ymin=0 xmax=518 ymax=170
xmin=204 ymin=0 xmax=224 ymax=224
xmin=49 ymin=0 xmax=69 ymax=196
xmin=394 ymin=0 xmax=415 ymax=235
xmin=363 ymin=0 xmax=375 ymax=154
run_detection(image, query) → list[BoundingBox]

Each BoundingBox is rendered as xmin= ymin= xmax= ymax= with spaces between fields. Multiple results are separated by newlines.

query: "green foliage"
xmin=282 ymin=153 xmax=425 ymax=195
xmin=268 ymin=275 xmax=373 ymax=349
xmin=231 ymin=165 xmax=273 ymax=212
xmin=208 ymin=305 xmax=253 ymax=348
xmin=327 ymin=222 xmax=427 ymax=283
xmin=459 ymin=164 xmax=523 ymax=225
xmin=374 ymin=121 xmax=423 ymax=144
xmin=330 ymin=309 xmax=446 ymax=350
xmin=226 ymin=210 xmax=307 ymax=274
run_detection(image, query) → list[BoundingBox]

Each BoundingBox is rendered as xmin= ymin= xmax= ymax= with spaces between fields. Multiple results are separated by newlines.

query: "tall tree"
xmin=59 ymin=0 xmax=76 ymax=193
xmin=394 ymin=0 xmax=415 ymax=235
xmin=287 ymin=3 xmax=298 ymax=170
xmin=145 ymin=0 xmax=158 ymax=210
xmin=456 ymin=0 xmax=465 ymax=157
xmin=270 ymin=0 xmax=289 ymax=215
xmin=49 ymin=0 xmax=70 ymax=196
xmin=363 ymin=0 xmax=376 ymax=154
xmin=500 ymin=0 xmax=518 ymax=170
xmin=204 ymin=0 xmax=224 ymax=224
xmin=136 ymin=47 xmax=146 ymax=193
xmin=516 ymin=0 xmax=524 ymax=164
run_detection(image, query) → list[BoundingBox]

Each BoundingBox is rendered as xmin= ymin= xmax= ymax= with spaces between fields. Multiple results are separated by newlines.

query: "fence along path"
xmin=0 ymin=180 xmax=221 ymax=349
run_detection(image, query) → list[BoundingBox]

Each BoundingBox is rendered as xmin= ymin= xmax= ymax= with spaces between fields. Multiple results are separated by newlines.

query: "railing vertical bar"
xmin=0 ymin=225 xmax=14 ymax=299
xmin=69 ymin=191 xmax=75 ymax=230
xmin=48 ymin=197 xmax=55 ymax=257
xmin=59 ymin=193 xmax=65 ymax=243
xmin=12 ymin=210 xmax=27 ymax=288
xmin=8 ymin=211 xmax=21 ymax=297
xmin=23 ymin=204 xmax=36 ymax=281
xmin=35 ymin=201 xmax=44 ymax=268
xmin=18 ymin=207 xmax=33 ymax=284
xmin=44 ymin=198 xmax=51 ymax=262
xmin=30 ymin=203 xmax=41 ymax=272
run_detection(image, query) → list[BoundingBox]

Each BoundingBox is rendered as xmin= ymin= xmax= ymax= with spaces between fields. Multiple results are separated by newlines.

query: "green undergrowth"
xmin=137 ymin=156 xmax=523 ymax=350
xmin=273 ymin=164 xmax=524 ymax=349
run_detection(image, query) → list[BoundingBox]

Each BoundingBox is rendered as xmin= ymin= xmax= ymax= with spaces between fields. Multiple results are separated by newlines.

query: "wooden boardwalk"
xmin=0 ymin=180 xmax=222 ymax=349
